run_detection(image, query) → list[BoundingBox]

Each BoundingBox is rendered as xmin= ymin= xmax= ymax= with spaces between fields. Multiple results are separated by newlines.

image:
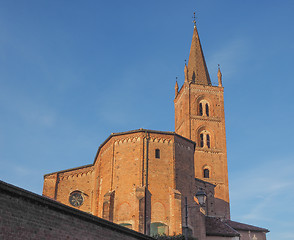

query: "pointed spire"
xmin=187 ymin=14 xmax=211 ymax=86
xmin=184 ymin=61 xmax=188 ymax=82
xmin=217 ymin=64 xmax=222 ymax=87
xmin=175 ymin=79 xmax=179 ymax=96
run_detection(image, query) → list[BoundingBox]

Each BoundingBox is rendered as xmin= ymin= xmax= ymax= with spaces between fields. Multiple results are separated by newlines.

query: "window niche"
xmin=150 ymin=222 xmax=168 ymax=236
xmin=198 ymin=100 xmax=210 ymax=117
xmin=155 ymin=149 xmax=160 ymax=159
xmin=206 ymin=134 xmax=211 ymax=148
xmin=199 ymin=131 xmax=212 ymax=149
xmin=203 ymin=169 xmax=210 ymax=178
xmin=199 ymin=103 xmax=203 ymax=116
xmin=200 ymin=134 xmax=204 ymax=147
xmin=206 ymin=103 xmax=209 ymax=116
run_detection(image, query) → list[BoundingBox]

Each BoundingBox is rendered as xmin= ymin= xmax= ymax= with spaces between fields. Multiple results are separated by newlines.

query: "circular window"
xmin=69 ymin=191 xmax=84 ymax=207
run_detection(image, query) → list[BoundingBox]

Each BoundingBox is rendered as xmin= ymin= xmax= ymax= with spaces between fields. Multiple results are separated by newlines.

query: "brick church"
xmin=43 ymin=19 xmax=269 ymax=240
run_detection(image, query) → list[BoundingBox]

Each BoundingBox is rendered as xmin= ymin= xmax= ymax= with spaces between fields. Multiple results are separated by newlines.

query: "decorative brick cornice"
xmin=149 ymin=137 xmax=172 ymax=144
xmin=114 ymin=136 xmax=141 ymax=145
xmin=100 ymin=145 xmax=112 ymax=157
xmin=59 ymin=169 xmax=93 ymax=180
xmin=44 ymin=164 xmax=93 ymax=178
xmin=190 ymin=88 xmax=223 ymax=94
xmin=195 ymin=147 xmax=222 ymax=154
xmin=191 ymin=115 xmax=221 ymax=122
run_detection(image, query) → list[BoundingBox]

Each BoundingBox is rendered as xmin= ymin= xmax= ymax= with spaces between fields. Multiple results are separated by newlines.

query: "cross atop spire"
xmin=186 ymin=15 xmax=212 ymax=86
xmin=193 ymin=12 xmax=196 ymax=28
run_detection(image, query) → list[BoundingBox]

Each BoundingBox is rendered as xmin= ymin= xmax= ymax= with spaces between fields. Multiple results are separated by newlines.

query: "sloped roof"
xmin=206 ymin=217 xmax=269 ymax=237
xmin=206 ymin=216 xmax=240 ymax=237
xmin=187 ymin=25 xmax=211 ymax=86
xmin=224 ymin=219 xmax=269 ymax=233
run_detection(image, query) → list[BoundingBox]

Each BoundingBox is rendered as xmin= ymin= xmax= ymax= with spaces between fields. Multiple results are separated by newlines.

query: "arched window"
xmin=199 ymin=103 xmax=203 ymax=116
xmin=199 ymin=131 xmax=212 ymax=148
xmin=155 ymin=149 xmax=160 ymax=159
xmin=198 ymin=100 xmax=210 ymax=117
xmin=204 ymin=169 xmax=210 ymax=178
xmin=206 ymin=134 xmax=210 ymax=148
xmin=200 ymin=134 xmax=204 ymax=147
xmin=206 ymin=103 xmax=209 ymax=116
xmin=150 ymin=222 xmax=168 ymax=236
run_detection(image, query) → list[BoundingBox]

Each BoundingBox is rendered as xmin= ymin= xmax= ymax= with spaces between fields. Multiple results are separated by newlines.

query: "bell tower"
xmin=174 ymin=18 xmax=230 ymax=219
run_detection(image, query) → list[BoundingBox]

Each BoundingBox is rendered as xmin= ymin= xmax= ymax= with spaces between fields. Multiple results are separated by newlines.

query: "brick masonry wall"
xmin=174 ymin=82 xmax=230 ymax=219
xmin=42 ymin=130 xmax=204 ymax=238
xmin=0 ymin=180 xmax=154 ymax=240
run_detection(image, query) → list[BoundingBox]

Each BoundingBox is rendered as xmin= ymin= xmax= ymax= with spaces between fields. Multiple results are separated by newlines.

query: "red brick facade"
xmin=174 ymin=26 xmax=230 ymax=219
xmin=44 ymin=130 xmax=210 ymax=237
xmin=42 ymin=23 xmax=268 ymax=240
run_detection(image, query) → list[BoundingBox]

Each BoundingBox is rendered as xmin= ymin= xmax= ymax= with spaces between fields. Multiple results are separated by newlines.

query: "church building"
xmin=43 ymin=18 xmax=269 ymax=240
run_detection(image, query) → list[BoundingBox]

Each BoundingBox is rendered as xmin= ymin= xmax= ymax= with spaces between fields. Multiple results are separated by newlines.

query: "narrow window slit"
xmin=155 ymin=149 xmax=160 ymax=159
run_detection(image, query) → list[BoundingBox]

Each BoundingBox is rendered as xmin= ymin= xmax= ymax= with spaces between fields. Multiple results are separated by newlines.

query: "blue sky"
xmin=0 ymin=1 xmax=293 ymax=239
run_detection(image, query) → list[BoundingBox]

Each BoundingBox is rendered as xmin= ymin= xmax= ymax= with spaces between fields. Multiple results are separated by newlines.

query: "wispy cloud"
xmin=21 ymin=108 xmax=56 ymax=127
xmin=0 ymin=85 xmax=57 ymax=127
xmin=280 ymin=232 xmax=294 ymax=239
xmin=207 ymin=38 xmax=251 ymax=82
xmin=231 ymin=158 xmax=294 ymax=202
xmin=230 ymin=157 xmax=294 ymax=240
xmin=0 ymin=159 xmax=37 ymax=177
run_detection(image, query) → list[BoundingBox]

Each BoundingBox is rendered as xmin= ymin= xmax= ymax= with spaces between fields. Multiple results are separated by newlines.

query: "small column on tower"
xmin=175 ymin=79 xmax=179 ymax=96
xmin=217 ymin=64 xmax=223 ymax=87
xmin=184 ymin=62 xmax=188 ymax=82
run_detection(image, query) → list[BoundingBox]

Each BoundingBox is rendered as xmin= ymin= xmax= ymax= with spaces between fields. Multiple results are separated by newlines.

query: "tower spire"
xmin=187 ymin=13 xmax=211 ymax=85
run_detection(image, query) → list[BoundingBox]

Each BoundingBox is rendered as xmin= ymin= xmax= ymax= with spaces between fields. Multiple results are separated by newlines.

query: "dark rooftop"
xmin=224 ymin=219 xmax=269 ymax=233
xmin=206 ymin=216 xmax=269 ymax=237
xmin=206 ymin=216 xmax=240 ymax=237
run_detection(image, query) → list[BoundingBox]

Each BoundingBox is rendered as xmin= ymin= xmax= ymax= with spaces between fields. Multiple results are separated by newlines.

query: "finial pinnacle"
xmin=193 ymin=12 xmax=196 ymax=28
xmin=217 ymin=64 xmax=222 ymax=87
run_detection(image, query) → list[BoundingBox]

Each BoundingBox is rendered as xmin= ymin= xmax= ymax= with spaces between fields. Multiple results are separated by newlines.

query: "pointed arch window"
xmin=199 ymin=131 xmax=212 ymax=149
xmin=203 ymin=169 xmax=210 ymax=178
xmin=198 ymin=100 xmax=210 ymax=117
xmin=199 ymin=103 xmax=203 ymax=116
xmin=200 ymin=134 xmax=204 ymax=147
xmin=206 ymin=103 xmax=209 ymax=116
xmin=206 ymin=134 xmax=210 ymax=148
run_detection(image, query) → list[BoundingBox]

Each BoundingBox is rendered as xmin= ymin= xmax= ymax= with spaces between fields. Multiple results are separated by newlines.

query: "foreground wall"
xmin=0 ymin=180 xmax=154 ymax=240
